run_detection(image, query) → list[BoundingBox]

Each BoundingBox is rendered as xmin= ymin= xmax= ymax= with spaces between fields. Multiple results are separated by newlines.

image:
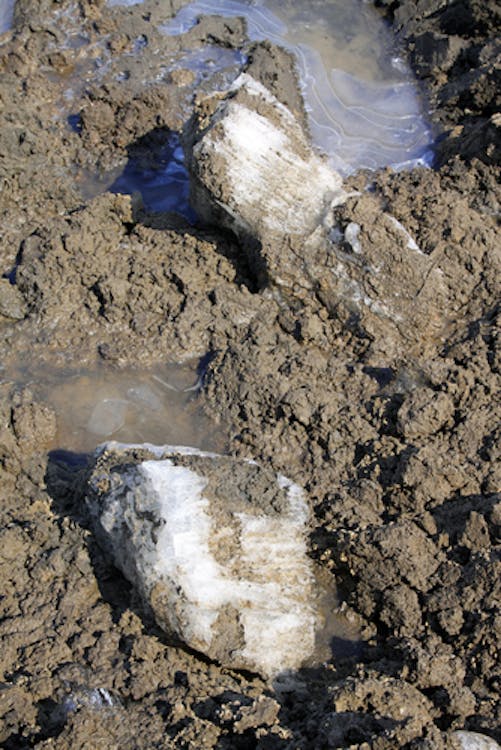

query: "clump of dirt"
xmin=7 ymin=191 xmax=260 ymax=369
xmin=0 ymin=0 xmax=499 ymax=747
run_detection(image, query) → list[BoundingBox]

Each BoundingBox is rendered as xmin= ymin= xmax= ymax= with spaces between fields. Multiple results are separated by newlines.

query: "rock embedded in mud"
xmin=453 ymin=731 xmax=501 ymax=750
xmin=184 ymin=75 xmax=447 ymax=352
xmin=184 ymin=72 xmax=345 ymax=283
xmin=85 ymin=442 xmax=317 ymax=677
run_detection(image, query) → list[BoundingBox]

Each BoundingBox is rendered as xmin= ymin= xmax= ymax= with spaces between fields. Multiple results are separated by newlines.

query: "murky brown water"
xmin=308 ymin=564 xmax=362 ymax=667
xmin=3 ymin=360 xmax=223 ymax=453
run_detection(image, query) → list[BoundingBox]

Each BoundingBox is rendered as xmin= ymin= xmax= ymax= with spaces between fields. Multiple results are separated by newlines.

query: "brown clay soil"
xmin=0 ymin=0 xmax=499 ymax=747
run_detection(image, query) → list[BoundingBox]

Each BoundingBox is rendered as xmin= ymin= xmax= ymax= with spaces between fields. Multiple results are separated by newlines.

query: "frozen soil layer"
xmin=0 ymin=0 xmax=499 ymax=748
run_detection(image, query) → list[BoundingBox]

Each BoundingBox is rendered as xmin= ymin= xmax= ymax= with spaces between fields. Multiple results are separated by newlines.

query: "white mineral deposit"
xmin=187 ymin=73 xmax=345 ymax=244
xmin=454 ymin=731 xmax=501 ymax=750
xmin=86 ymin=443 xmax=318 ymax=677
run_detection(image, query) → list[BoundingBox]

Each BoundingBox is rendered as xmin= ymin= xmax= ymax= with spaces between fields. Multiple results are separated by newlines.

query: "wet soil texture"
xmin=0 ymin=0 xmax=499 ymax=748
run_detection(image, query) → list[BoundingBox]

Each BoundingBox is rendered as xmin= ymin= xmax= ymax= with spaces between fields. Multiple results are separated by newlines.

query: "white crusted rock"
xmin=184 ymin=73 xmax=345 ymax=291
xmin=453 ymin=731 xmax=501 ymax=750
xmin=86 ymin=442 xmax=317 ymax=677
xmin=186 ymin=73 xmax=344 ymax=242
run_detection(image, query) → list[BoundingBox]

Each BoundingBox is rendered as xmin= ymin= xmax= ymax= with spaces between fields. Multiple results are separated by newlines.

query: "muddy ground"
xmin=0 ymin=0 xmax=499 ymax=747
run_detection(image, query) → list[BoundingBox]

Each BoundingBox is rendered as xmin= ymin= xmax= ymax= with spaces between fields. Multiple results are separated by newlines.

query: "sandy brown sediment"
xmin=0 ymin=0 xmax=499 ymax=747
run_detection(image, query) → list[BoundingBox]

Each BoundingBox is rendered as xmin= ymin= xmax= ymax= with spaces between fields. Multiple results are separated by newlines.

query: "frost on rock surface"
xmin=186 ymin=73 xmax=344 ymax=241
xmin=85 ymin=442 xmax=317 ymax=677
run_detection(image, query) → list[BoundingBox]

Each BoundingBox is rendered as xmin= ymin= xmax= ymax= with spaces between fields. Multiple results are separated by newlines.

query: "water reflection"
xmin=109 ymin=130 xmax=197 ymax=220
xmin=0 ymin=0 xmax=14 ymax=35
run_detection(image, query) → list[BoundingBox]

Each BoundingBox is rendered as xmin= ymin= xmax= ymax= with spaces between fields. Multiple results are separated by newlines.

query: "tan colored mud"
xmin=0 ymin=0 xmax=499 ymax=748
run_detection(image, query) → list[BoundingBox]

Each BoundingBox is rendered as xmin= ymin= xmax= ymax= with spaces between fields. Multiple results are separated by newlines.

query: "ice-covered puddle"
xmin=161 ymin=0 xmax=434 ymax=174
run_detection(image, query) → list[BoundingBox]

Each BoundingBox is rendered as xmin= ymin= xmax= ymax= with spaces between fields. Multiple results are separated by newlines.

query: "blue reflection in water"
xmin=109 ymin=131 xmax=197 ymax=223
xmin=68 ymin=114 xmax=83 ymax=133
xmin=0 ymin=0 xmax=14 ymax=34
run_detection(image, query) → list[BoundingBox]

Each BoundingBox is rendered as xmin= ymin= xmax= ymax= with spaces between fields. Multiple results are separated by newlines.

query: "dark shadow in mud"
xmin=2 ymin=241 xmax=25 ymax=284
xmin=362 ymin=365 xmax=395 ymax=388
xmin=264 ymin=665 xmax=387 ymax=750
xmin=108 ymin=127 xmax=264 ymax=292
xmin=442 ymin=304 xmax=499 ymax=361
xmin=45 ymin=449 xmax=143 ymax=626
xmin=355 ymin=443 xmax=417 ymax=490
xmin=108 ymin=127 xmax=196 ymax=224
xmin=431 ymin=492 xmax=498 ymax=553
xmin=46 ymin=449 xmax=91 ymax=520
xmin=1 ymin=732 xmax=33 ymax=750
xmin=34 ymin=697 xmax=68 ymax=742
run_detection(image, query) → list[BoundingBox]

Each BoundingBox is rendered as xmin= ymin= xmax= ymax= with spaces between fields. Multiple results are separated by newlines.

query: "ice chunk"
xmin=344 ymin=222 xmax=362 ymax=254
xmin=186 ymin=73 xmax=345 ymax=244
xmin=127 ymin=384 xmax=163 ymax=410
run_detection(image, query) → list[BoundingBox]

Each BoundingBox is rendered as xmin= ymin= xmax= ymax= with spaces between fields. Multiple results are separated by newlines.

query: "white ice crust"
xmin=140 ymin=457 xmax=315 ymax=675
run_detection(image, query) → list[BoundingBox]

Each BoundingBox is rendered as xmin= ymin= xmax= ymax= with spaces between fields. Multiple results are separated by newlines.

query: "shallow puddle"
xmin=5 ymin=360 xmax=223 ymax=454
xmin=77 ymin=131 xmax=197 ymax=221
xmin=308 ymin=564 xmax=363 ymax=667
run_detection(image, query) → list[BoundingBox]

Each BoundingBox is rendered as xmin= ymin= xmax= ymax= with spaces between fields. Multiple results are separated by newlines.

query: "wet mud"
xmin=0 ymin=0 xmax=499 ymax=748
